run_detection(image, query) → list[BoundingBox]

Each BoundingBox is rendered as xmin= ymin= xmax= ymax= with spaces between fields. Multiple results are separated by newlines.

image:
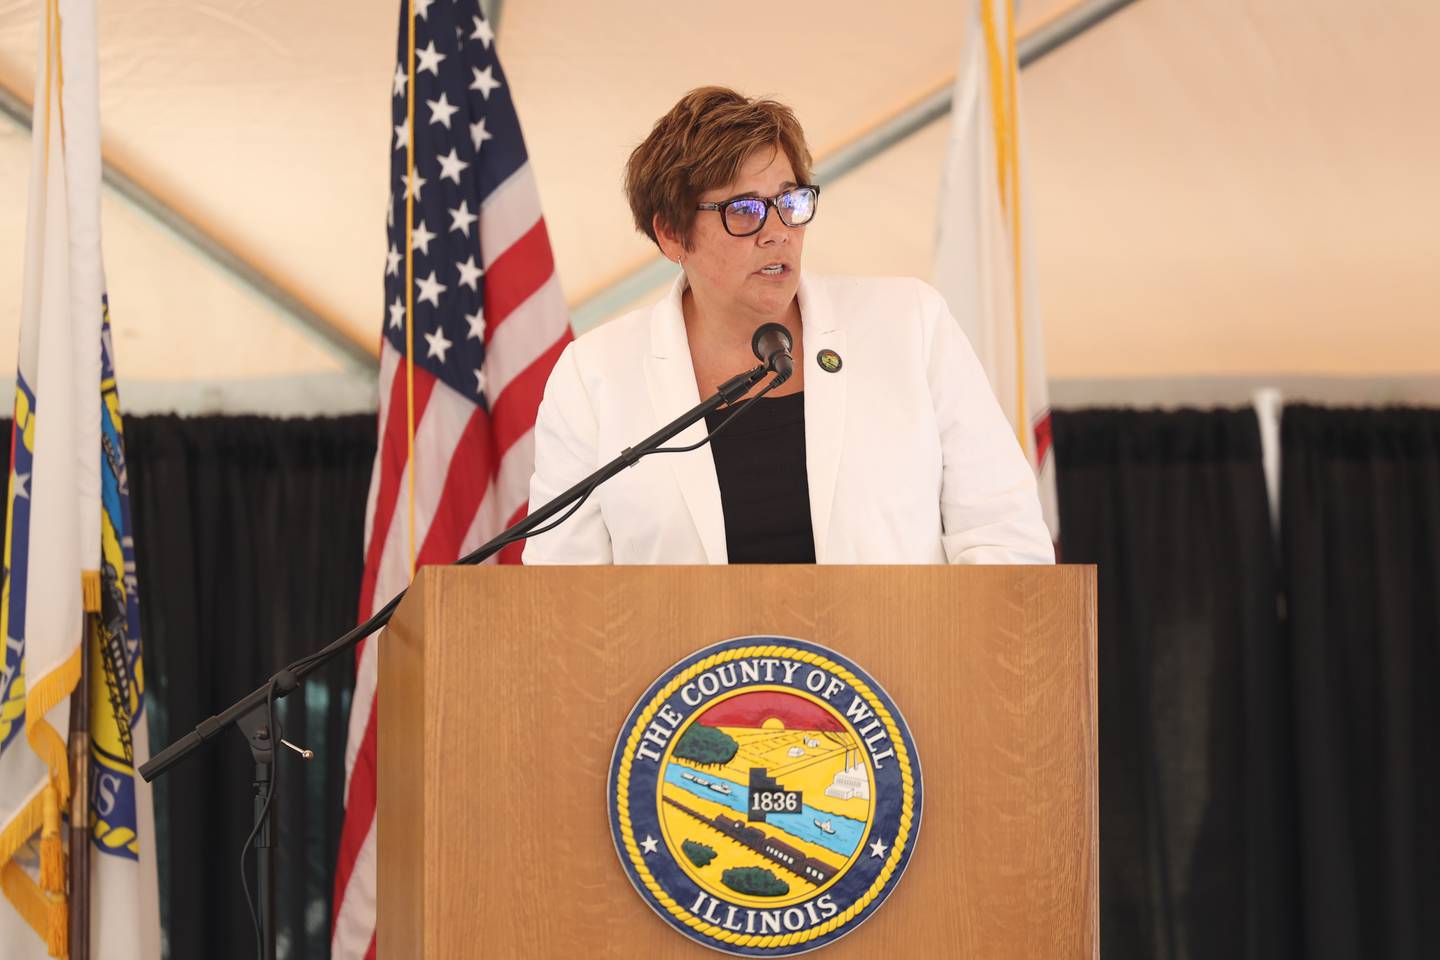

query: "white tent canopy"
xmin=1 ymin=0 xmax=1436 ymax=414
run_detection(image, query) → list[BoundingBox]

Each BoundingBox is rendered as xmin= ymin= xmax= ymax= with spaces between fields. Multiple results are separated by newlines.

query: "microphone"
xmin=751 ymin=322 xmax=795 ymax=385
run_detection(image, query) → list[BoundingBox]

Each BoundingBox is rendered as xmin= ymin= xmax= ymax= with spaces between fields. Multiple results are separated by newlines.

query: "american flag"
xmin=330 ymin=0 xmax=570 ymax=954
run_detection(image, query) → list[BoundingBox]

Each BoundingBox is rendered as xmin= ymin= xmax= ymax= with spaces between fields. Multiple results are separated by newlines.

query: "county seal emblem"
xmin=608 ymin=637 xmax=923 ymax=956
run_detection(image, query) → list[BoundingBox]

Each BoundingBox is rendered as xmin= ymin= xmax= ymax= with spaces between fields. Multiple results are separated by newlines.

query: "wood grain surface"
xmin=378 ymin=565 xmax=1097 ymax=959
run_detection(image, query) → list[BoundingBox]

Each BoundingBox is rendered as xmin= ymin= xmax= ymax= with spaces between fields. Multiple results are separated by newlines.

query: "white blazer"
xmin=523 ymin=273 xmax=1054 ymax=565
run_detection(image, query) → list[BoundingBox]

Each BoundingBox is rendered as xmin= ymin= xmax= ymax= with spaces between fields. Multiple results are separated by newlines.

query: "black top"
xmin=703 ymin=391 xmax=816 ymax=564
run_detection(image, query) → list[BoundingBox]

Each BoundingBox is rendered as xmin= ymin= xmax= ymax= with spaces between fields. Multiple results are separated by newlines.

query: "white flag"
xmin=934 ymin=0 xmax=1059 ymax=542
xmin=0 ymin=1 xmax=160 ymax=956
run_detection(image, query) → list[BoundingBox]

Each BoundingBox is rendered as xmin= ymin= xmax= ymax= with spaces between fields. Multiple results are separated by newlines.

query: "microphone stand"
xmin=137 ymin=356 xmax=777 ymax=958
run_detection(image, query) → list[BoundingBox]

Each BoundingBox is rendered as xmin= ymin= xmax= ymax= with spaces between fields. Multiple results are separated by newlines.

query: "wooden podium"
xmin=378 ymin=565 xmax=1097 ymax=958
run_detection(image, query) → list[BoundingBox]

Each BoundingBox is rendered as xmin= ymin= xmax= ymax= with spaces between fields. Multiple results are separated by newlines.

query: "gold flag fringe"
xmin=38 ymin=781 xmax=64 ymax=893
xmin=45 ymin=889 xmax=67 ymax=956
xmin=81 ymin=569 xmax=101 ymax=614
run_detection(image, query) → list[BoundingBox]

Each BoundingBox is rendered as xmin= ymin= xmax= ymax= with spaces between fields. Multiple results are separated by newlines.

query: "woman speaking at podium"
xmin=523 ymin=87 xmax=1053 ymax=566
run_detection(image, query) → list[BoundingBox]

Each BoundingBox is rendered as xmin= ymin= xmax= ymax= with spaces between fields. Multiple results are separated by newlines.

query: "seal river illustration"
xmin=608 ymin=637 xmax=923 ymax=956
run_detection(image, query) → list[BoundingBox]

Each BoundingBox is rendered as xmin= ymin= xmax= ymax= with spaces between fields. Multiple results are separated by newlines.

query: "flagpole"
xmin=1004 ymin=0 xmax=1030 ymax=459
xmin=404 ymin=0 xmax=419 ymax=577
xmin=70 ymin=571 xmax=100 ymax=960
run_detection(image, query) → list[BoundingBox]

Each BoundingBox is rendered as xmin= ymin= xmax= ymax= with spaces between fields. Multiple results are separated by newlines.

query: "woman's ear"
xmin=653 ymin=214 xmax=685 ymax=264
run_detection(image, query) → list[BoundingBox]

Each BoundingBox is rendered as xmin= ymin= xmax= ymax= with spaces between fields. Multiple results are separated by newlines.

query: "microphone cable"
xmin=645 ymin=373 xmax=784 ymax=456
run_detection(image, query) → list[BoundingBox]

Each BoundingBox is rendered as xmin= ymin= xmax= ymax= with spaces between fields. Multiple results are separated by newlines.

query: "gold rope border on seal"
xmin=616 ymin=644 xmax=917 ymax=949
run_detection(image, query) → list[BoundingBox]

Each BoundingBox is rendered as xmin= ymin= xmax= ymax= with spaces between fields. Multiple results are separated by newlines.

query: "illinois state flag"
xmin=933 ymin=0 xmax=1059 ymax=542
xmin=0 ymin=0 xmax=160 ymax=956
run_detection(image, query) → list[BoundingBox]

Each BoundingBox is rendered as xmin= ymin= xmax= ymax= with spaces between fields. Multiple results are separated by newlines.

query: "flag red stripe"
xmin=497 ymin=503 xmax=528 ymax=563
xmin=332 ymin=702 xmax=378 ymax=924
xmin=483 ymin=219 xmax=554 ymax=336
xmin=415 ymin=407 xmax=496 ymax=566
xmin=491 ymin=335 xmax=568 ymax=457
xmin=356 ymin=364 xmax=439 ymax=622
xmin=1033 ymin=411 xmax=1053 ymax=467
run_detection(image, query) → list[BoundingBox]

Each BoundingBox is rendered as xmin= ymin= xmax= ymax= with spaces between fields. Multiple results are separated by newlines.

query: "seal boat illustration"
xmin=814 ymin=818 xmax=835 ymax=834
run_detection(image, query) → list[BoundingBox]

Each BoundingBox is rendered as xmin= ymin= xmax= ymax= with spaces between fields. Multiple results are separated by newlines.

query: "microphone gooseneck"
xmin=751 ymin=322 xmax=795 ymax=385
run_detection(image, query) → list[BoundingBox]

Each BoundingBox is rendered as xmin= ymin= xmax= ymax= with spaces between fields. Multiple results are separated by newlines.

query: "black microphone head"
xmin=751 ymin=322 xmax=793 ymax=364
xmin=751 ymin=322 xmax=795 ymax=384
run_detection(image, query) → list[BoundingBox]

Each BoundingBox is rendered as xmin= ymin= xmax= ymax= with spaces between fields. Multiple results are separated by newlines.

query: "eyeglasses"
xmin=695 ymin=185 xmax=820 ymax=238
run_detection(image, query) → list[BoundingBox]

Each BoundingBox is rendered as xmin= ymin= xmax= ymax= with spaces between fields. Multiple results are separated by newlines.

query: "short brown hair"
xmin=625 ymin=86 xmax=814 ymax=250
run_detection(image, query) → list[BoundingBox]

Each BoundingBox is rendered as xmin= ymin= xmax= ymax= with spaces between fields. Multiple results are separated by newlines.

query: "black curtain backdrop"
xmin=2 ymin=407 xmax=1435 ymax=959
xmin=123 ymin=415 xmax=374 ymax=959
xmin=1281 ymin=406 xmax=1440 ymax=960
xmin=1052 ymin=409 xmax=1299 ymax=960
